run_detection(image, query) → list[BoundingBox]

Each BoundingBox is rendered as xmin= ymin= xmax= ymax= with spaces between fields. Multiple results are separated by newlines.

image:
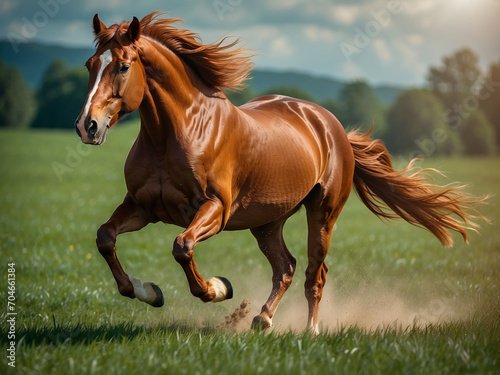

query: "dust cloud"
xmin=218 ymin=280 xmax=471 ymax=333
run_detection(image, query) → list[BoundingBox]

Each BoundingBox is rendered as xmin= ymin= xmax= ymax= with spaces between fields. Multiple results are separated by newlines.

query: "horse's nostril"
xmin=88 ymin=120 xmax=98 ymax=138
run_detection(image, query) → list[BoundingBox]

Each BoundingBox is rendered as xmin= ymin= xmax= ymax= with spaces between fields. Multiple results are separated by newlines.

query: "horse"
xmin=75 ymin=12 xmax=484 ymax=334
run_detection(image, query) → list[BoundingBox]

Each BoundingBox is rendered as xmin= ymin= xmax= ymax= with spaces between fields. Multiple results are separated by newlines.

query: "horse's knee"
xmin=172 ymin=236 xmax=194 ymax=264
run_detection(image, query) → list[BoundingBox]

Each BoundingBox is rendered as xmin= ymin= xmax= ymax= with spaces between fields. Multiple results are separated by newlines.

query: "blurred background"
xmin=0 ymin=0 xmax=499 ymax=156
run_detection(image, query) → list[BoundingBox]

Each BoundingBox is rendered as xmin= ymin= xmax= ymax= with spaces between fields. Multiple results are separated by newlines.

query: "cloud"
xmin=82 ymin=0 xmax=126 ymax=12
xmin=391 ymin=37 xmax=427 ymax=80
xmin=372 ymin=39 xmax=392 ymax=63
xmin=342 ymin=62 xmax=365 ymax=81
xmin=0 ymin=0 xmax=19 ymax=14
xmin=270 ymin=36 xmax=293 ymax=57
xmin=406 ymin=34 xmax=423 ymax=46
xmin=329 ymin=5 xmax=360 ymax=26
xmin=404 ymin=0 xmax=435 ymax=15
xmin=268 ymin=0 xmax=302 ymax=11
xmin=302 ymin=25 xmax=340 ymax=43
xmin=0 ymin=0 xmax=499 ymax=86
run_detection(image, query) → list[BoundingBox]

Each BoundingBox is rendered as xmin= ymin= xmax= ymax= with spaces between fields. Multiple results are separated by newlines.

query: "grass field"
xmin=1 ymin=123 xmax=499 ymax=374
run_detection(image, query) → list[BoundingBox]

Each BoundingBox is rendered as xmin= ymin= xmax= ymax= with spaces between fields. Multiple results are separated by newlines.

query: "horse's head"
xmin=75 ymin=15 xmax=146 ymax=145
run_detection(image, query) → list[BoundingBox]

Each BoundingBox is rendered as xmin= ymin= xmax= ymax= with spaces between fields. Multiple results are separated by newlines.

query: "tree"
xmin=385 ymin=89 xmax=461 ymax=156
xmin=337 ymin=80 xmax=386 ymax=136
xmin=428 ymin=48 xmax=482 ymax=125
xmin=33 ymin=60 xmax=88 ymax=129
xmin=320 ymin=98 xmax=338 ymax=115
xmin=0 ymin=60 xmax=36 ymax=128
xmin=460 ymin=110 xmax=497 ymax=155
xmin=479 ymin=60 xmax=500 ymax=147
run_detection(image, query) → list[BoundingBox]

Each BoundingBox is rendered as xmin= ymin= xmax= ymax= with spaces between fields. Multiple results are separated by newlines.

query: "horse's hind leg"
xmin=96 ymin=193 xmax=164 ymax=307
xmin=304 ymin=192 xmax=349 ymax=334
xmin=250 ymin=221 xmax=296 ymax=330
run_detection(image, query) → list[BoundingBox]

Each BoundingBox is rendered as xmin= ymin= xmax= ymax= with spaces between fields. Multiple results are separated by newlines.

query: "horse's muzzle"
xmin=75 ymin=117 xmax=108 ymax=145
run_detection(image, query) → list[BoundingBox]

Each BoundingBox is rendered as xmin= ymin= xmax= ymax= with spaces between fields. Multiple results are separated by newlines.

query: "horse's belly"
xmin=225 ymin=201 xmax=302 ymax=230
xmin=225 ymin=165 xmax=318 ymax=230
xmin=225 ymin=135 xmax=321 ymax=229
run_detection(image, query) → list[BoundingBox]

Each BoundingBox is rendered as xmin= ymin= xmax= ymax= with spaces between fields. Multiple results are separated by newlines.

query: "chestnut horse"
xmin=75 ymin=12 xmax=483 ymax=334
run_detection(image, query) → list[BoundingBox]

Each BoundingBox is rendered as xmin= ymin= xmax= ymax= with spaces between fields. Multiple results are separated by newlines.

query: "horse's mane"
xmin=95 ymin=11 xmax=254 ymax=91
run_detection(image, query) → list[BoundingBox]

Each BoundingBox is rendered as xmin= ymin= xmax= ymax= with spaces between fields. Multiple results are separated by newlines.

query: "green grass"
xmin=1 ymin=123 xmax=499 ymax=374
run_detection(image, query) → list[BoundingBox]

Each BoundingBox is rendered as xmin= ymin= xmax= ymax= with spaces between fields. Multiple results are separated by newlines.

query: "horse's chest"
xmin=124 ymin=159 xmax=203 ymax=228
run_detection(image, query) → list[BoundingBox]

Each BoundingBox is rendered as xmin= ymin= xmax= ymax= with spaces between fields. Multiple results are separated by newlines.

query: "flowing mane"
xmin=95 ymin=11 xmax=254 ymax=91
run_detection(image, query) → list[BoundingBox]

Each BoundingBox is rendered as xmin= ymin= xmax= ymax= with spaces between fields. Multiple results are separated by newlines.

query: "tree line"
xmin=0 ymin=47 xmax=498 ymax=156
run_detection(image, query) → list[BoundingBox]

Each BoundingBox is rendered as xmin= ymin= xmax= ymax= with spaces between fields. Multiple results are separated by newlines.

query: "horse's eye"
xmin=119 ymin=64 xmax=130 ymax=74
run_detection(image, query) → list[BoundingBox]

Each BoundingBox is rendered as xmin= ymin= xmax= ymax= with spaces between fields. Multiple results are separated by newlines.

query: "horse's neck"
xmin=137 ymin=40 xmax=229 ymax=150
xmin=137 ymin=85 xmax=183 ymax=148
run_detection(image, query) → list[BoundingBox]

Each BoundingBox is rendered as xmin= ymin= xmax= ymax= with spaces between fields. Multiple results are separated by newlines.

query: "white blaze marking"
xmin=81 ymin=49 xmax=113 ymax=120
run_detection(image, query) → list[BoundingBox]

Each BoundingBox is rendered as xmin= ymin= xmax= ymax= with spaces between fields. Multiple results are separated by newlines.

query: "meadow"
xmin=0 ymin=123 xmax=499 ymax=374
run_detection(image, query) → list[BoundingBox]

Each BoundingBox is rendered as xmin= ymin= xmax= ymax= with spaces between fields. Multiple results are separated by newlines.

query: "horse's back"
xmin=240 ymin=94 xmax=349 ymax=146
xmin=224 ymin=95 xmax=354 ymax=229
xmin=239 ymin=94 xmax=353 ymax=183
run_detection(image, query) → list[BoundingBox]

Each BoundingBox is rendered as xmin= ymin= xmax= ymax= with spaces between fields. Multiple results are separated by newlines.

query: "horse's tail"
xmin=347 ymin=129 xmax=487 ymax=247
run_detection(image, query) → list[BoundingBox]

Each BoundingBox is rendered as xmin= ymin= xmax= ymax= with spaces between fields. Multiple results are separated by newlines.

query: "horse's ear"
xmin=93 ymin=14 xmax=107 ymax=36
xmin=127 ymin=17 xmax=141 ymax=42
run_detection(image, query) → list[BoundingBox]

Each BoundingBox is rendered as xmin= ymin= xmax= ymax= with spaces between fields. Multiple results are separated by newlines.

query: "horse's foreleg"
xmin=250 ymin=221 xmax=296 ymax=330
xmin=96 ymin=194 xmax=163 ymax=307
xmin=172 ymin=198 xmax=232 ymax=303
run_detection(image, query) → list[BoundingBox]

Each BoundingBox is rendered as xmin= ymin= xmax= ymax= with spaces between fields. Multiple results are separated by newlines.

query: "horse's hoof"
xmin=216 ymin=276 xmax=233 ymax=300
xmin=129 ymin=276 xmax=164 ymax=307
xmin=148 ymin=282 xmax=164 ymax=307
xmin=208 ymin=276 xmax=233 ymax=302
xmin=251 ymin=314 xmax=272 ymax=330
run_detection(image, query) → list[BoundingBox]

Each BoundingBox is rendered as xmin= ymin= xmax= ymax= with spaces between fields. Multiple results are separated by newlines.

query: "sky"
xmin=1 ymin=0 xmax=499 ymax=86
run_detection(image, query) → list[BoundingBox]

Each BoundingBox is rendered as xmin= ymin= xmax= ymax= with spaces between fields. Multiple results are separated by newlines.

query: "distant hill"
xmin=0 ymin=41 xmax=94 ymax=88
xmin=250 ymin=70 xmax=344 ymax=100
xmin=0 ymin=40 xmax=404 ymax=105
xmin=249 ymin=70 xmax=403 ymax=105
